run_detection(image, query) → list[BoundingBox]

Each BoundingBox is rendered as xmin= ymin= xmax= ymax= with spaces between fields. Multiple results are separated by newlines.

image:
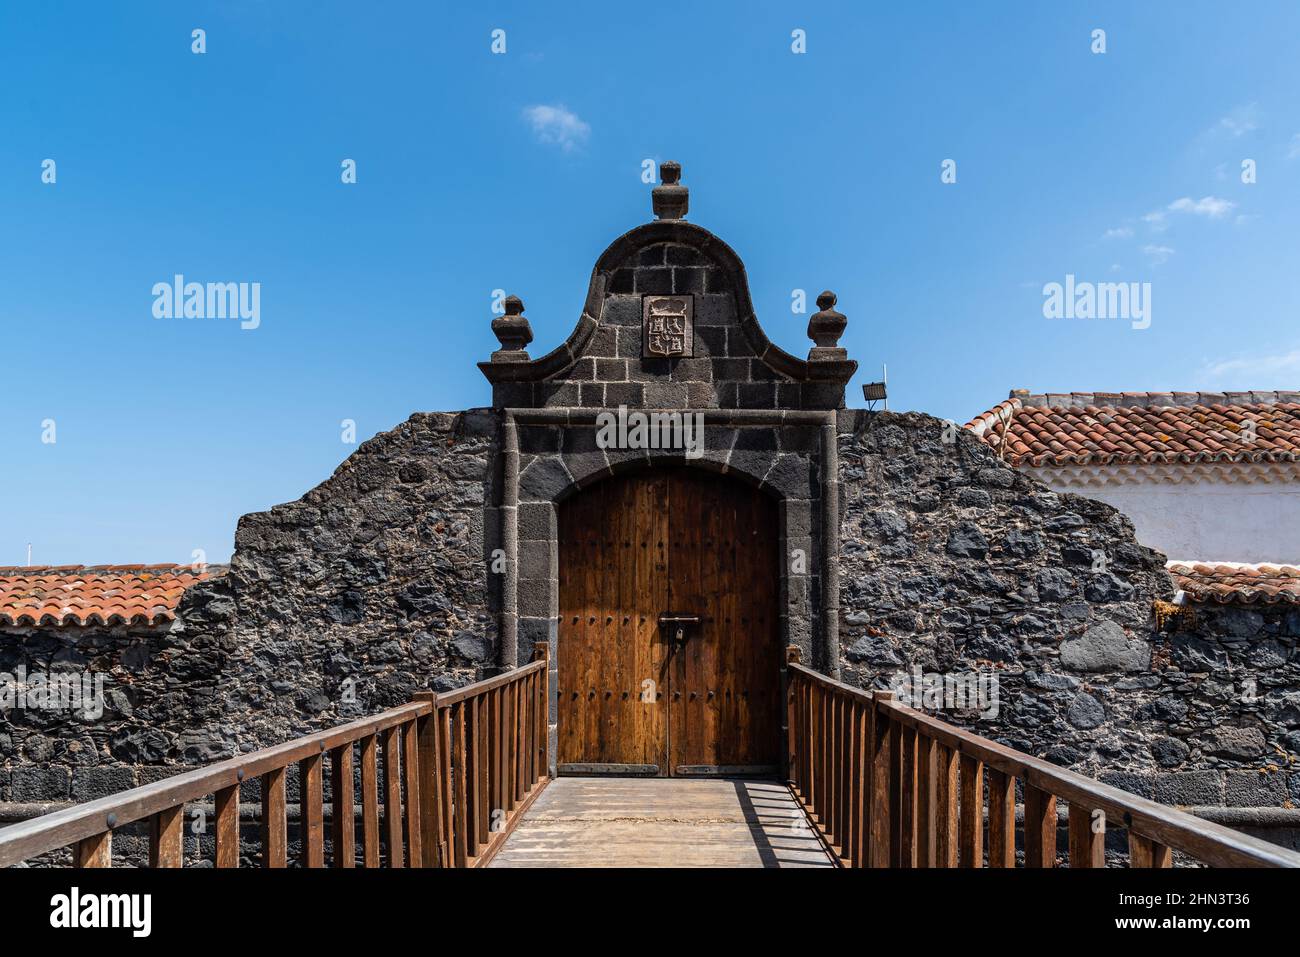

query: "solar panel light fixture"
xmin=861 ymin=365 xmax=888 ymax=411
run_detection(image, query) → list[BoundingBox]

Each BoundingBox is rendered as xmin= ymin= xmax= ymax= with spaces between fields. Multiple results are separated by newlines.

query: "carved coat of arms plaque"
xmin=642 ymin=295 xmax=693 ymax=358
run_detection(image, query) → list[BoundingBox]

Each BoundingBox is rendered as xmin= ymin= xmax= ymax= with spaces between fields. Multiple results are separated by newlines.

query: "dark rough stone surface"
xmin=1224 ymin=770 xmax=1288 ymax=807
xmin=2 ymin=410 xmax=496 ymax=805
xmin=1202 ymin=725 xmax=1268 ymax=759
xmin=1060 ymin=620 xmax=1151 ymax=673
xmin=4 ymin=407 xmax=1298 ymax=826
xmin=1068 ymin=692 xmax=1106 ymax=730
xmin=1151 ymin=736 xmax=1190 ymax=768
xmin=209 ymin=410 xmax=497 ymax=752
xmin=834 ymin=410 xmax=1300 ymax=806
xmin=71 ymin=766 xmax=136 ymax=801
xmin=1155 ymin=771 xmax=1224 ymax=806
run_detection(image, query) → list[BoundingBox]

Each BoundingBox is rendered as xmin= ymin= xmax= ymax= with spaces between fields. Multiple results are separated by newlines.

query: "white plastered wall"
xmin=1032 ymin=462 xmax=1300 ymax=564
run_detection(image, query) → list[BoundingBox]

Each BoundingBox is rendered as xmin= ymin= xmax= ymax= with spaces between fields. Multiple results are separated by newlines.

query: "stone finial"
xmin=652 ymin=161 xmax=689 ymax=220
xmin=490 ymin=295 xmax=533 ymax=362
xmin=806 ymin=290 xmax=848 ymax=362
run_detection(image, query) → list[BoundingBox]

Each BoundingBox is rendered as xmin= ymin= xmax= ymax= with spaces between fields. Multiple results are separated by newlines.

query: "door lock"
xmin=658 ymin=612 xmax=700 ymax=643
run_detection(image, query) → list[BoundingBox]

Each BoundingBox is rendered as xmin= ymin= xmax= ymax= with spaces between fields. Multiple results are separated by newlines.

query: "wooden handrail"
xmin=432 ymin=657 xmax=545 ymax=706
xmin=786 ymin=656 xmax=1300 ymax=869
xmin=0 ymin=645 xmax=551 ymax=869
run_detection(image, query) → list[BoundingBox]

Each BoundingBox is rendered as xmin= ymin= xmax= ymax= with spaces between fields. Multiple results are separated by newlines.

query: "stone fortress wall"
xmin=4 ymin=162 xmax=1296 ymax=856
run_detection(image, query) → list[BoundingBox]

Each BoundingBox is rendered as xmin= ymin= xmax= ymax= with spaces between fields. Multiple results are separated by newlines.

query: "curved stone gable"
xmin=480 ymin=169 xmax=857 ymax=411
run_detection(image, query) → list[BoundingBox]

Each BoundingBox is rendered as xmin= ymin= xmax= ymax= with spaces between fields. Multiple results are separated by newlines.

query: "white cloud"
xmin=521 ymin=104 xmax=590 ymax=152
xmin=1140 ymin=196 xmax=1236 ymax=230
xmin=1167 ymin=195 xmax=1237 ymax=218
xmin=1202 ymin=347 xmax=1300 ymax=383
xmin=1103 ymin=226 xmax=1133 ymax=240
xmin=1142 ymin=244 xmax=1175 ymax=265
xmin=1142 ymin=210 xmax=1168 ymax=230
xmin=1211 ymin=103 xmax=1260 ymax=138
xmin=1288 ymin=133 xmax=1300 ymax=160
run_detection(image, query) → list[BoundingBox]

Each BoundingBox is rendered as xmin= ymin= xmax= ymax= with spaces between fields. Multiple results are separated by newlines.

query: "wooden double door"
xmin=557 ymin=469 xmax=782 ymax=777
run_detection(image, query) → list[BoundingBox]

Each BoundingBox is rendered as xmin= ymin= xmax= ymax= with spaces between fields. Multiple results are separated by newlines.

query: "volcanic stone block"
xmin=518 ymin=457 xmax=572 ymax=503
xmin=1060 ymin=620 xmax=1150 ymax=673
xmin=71 ymin=765 xmax=137 ymax=801
xmin=606 ymin=383 xmax=645 ymax=407
xmin=694 ymin=294 xmax=733 ymax=326
xmin=517 ymin=502 xmax=556 ymax=540
xmin=737 ymin=383 xmax=776 ymax=408
xmin=11 ymin=767 xmax=72 ymax=802
xmin=643 ymin=382 xmax=688 ymax=409
xmin=1154 ymin=771 xmax=1224 ymax=806
xmin=1224 ymin=770 xmax=1288 ymax=807
xmin=1203 ymin=725 xmax=1267 ymax=760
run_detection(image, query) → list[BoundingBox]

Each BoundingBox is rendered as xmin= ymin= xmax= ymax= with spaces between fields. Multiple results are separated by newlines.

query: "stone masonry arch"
xmin=497 ymin=409 xmax=839 ymax=684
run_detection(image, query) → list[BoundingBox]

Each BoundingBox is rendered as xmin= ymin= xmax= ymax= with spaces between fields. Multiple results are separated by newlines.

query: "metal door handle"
xmin=657 ymin=612 xmax=700 ymax=640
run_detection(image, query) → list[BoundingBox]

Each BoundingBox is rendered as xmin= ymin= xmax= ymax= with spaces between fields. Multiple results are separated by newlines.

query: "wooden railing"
xmin=0 ymin=643 xmax=550 ymax=869
xmin=786 ymin=650 xmax=1300 ymax=868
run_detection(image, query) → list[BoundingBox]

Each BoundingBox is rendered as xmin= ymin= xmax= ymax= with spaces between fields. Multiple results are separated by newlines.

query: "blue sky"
xmin=3 ymin=1 xmax=1299 ymax=564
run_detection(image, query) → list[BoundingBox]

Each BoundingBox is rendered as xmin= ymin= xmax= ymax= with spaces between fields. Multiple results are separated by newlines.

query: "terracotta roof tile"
xmin=1167 ymin=562 xmax=1300 ymax=605
xmin=966 ymin=390 xmax=1300 ymax=467
xmin=0 ymin=564 xmax=224 ymax=627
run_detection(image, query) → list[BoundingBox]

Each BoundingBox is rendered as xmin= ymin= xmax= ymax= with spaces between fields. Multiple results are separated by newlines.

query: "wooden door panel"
xmin=669 ymin=473 xmax=779 ymax=774
xmin=558 ymin=474 xmax=668 ymax=773
xmin=669 ymin=472 xmax=716 ymax=771
xmin=558 ymin=469 xmax=779 ymax=777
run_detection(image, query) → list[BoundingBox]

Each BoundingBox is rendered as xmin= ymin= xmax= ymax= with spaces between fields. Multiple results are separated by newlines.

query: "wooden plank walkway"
xmin=488 ymin=777 xmax=835 ymax=867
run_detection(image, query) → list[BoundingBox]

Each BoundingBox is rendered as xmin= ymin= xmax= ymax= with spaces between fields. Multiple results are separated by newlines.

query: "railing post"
xmin=299 ymin=753 xmax=324 ymax=868
xmin=508 ymin=680 xmax=520 ymax=808
xmin=958 ymin=754 xmax=984 ymax=868
xmin=784 ymin=646 xmax=800 ymax=785
xmin=986 ymin=768 xmax=1015 ymax=868
xmin=328 ymin=747 xmax=354 ymax=868
xmin=844 ymin=697 xmax=858 ymax=865
xmin=451 ymin=703 xmax=469 ymax=867
xmin=1069 ymin=805 xmax=1105 ymax=868
xmin=936 ymin=744 xmax=959 ymax=867
xmin=899 ymin=725 xmax=917 ymax=868
xmin=262 ymin=766 xmax=288 ymax=867
xmin=811 ymin=682 xmax=820 ymax=820
xmin=867 ymin=690 xmax=893 ymax=867
xmin=75 ymin=830 xmax=112 ymax=868
xmin=1024 ymin=784 xmax=1057 ymax=868
xmin=149 ymin=806 xmax=183 ymax=868
xmin=413 ymin=692 xmax=444 ymax=867
xmin=888 ymin=709 xmax=902 ymax=867
xmin=437 ymin=705 xmax=455 ymax=863
xmin=1129 ymin=831 xmax=1172 ymax=868
xmin=403 ymin=717 xmax=424 ymax=867
xmin=487 ymin=687 xmax=501 ymax=842
xmin=836 ymin=694 xmax=849 ymax=857
xmin=214 ymin=784 xmax=240 ymax=868
xmin=916 ymin=734 xmax=936 ymax=868
xmin=533 ymin=641 xmax=550 ymax=780
xmin=853 ymin=698 xmax=868 ymax=867
xmin=360 ymin=733 xmax=381 ymax=867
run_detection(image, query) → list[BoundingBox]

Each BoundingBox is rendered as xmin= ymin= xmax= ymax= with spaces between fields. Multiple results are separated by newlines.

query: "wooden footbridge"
xmin=2 ymin=644 xmax=1298 ymax=869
